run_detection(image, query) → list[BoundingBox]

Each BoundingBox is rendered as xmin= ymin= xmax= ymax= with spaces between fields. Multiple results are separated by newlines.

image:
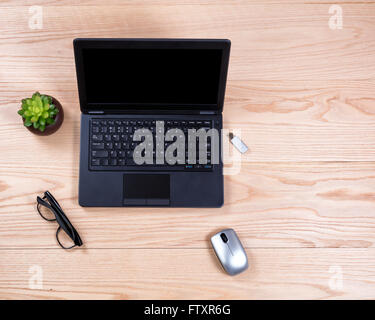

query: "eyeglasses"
xmin=37 ymin=191 xmax=83 ymax=249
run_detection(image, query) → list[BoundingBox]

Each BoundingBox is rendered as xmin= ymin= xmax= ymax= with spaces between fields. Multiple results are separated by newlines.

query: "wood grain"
xmin=0 ymin=0 xmax=374 ymax=299
xmin=2 ymin=80 xmax=375 ymax=162
xmin=4 ymin=0 xmax=375 ymax=6
xmin=0 ymin=4 xmax=374 ymax=81
xmin=1 ymin=162 xmax=375 ymax=249
xmin=0 ymin=248 xmax=374 ymax=299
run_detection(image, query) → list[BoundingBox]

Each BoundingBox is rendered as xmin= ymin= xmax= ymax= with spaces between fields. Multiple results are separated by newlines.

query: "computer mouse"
xmin=210 ymin=228 xmax=248 ymax=275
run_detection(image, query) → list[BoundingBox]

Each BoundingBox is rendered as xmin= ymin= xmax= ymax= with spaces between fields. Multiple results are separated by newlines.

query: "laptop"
xmin=73 ymin=38 xmax=231 ymax=207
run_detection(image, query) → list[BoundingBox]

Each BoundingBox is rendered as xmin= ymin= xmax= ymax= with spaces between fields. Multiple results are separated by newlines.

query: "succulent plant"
xmin=18 ymin=92 xmax=59 ymax=132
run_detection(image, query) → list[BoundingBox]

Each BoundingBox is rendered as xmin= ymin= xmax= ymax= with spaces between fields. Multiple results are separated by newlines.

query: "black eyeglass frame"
xmin=37 ymin=191 xmax=83 ymax=249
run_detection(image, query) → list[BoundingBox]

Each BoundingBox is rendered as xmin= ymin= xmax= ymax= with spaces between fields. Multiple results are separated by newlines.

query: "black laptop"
xmin=73 ymin=38 xmax=231 ymax=207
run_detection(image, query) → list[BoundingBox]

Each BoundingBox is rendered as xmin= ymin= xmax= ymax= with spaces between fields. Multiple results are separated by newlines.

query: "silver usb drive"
xmin=229 ymin=132 xmax=248 ymax=154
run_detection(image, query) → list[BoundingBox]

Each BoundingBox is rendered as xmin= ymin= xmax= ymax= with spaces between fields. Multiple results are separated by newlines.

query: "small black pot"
xmin=24 ymin=96 xmax=64 ymax=136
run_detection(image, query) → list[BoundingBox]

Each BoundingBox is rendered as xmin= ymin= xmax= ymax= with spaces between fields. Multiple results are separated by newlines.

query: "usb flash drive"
xmin=229 ymin=132 xmax=248 ymax=154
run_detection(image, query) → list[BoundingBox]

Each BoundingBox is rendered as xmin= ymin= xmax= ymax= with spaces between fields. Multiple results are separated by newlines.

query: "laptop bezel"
xmin=73 ymin=38 xmax=230 ymax=114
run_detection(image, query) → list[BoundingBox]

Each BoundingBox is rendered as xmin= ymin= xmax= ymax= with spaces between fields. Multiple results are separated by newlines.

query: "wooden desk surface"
xmin=1 ymin=0 xmax=375 ymax=299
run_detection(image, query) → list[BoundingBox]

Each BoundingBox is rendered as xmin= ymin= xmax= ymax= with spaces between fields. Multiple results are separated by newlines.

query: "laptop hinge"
xmin=199 ymin=111 xmax=216 ymax=115
xmin=88 ymin=111 xmax=104 ymax=114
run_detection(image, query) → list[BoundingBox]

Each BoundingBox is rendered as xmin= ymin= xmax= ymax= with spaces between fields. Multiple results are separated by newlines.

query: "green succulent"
xmin=18 ymin=92 xmax=59 ymax=132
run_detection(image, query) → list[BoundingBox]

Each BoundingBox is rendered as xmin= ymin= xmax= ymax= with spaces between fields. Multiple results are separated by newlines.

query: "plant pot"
xmin=24 ymin=96 xmax=64 ymax=136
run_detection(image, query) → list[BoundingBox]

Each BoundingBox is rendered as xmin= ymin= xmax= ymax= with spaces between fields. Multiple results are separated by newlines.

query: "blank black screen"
xmin=82 ymin=48 xmax=222 ymax=106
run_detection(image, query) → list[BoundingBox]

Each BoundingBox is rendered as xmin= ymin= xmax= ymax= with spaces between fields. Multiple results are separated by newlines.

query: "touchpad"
xmin=123 ymin=174 xmax=170 ymax=206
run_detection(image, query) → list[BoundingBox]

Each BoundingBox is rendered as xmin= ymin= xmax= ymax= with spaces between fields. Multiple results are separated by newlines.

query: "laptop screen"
xmin=81 ymin=48 xmax=223 ymax=108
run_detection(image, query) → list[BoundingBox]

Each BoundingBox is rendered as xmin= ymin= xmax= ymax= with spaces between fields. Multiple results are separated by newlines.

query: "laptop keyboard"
xmin=90 ymin=119 xmax=216 ymax=171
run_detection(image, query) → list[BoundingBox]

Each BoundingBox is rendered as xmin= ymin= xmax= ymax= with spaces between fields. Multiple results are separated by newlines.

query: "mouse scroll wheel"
xmin=220 ymin=233 xmax=228 ymax=243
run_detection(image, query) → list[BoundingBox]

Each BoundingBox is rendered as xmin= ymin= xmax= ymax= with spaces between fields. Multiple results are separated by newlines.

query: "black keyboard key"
xmin=109 ymin=159 xmax=117 ymax=166
xmin=92 ymin=126 xmax=99 ymax=133
xmin=127 ymin=158 xmax=136 ymax=166
xmin=92 ymin=142 xmax=104 ymax=150
xmin=126 ymin=150 xmax=133 ymax=158
xmin=112 ymin=134 xmax=120 ymax=141
xmin=92 ymin=150 xmax=108 ymax=158
xmin=91 ymin=159 xmax=100 ymax=166
xmin=118 ymin=159 xmax=126 ymax=166
xmin=101 ymin=159 xmax=109 ymax=166
xmin=118 ymin=151 xmax=126 ymax=158
xmin=92 ymin=134 xmax=103 ymax=142
xmin=110 ymin=151 xmax=117 ymax=158
xmin=104 ymin=134 xmax=111 ymax=142
xmin=124 ymin=127 xmax=133 ymax=134
xmin=105 ymin=142 xmax=113 ymax=150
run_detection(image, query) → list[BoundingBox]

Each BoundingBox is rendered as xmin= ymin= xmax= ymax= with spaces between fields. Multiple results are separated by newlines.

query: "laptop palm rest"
xmin=123 ymin=174 xmax=170 ymax=206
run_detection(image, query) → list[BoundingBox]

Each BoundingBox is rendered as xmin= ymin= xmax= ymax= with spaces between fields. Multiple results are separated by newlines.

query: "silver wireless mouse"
xmin=210 ymin=228 xmax=248 ymax=275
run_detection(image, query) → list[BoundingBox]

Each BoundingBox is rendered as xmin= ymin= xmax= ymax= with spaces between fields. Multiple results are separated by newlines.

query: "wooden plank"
xmin=1 ymin=162 xmax=374 ymax=249
xmin=3 ymin=0 xmax=375 ymax=6
xmin=0 ymin=4 xmax=374 ymax=81
xmin=0 ymin=248 xmax=374 ymax=299
xmin=2 ymin=80 xmax=375 ymax=162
